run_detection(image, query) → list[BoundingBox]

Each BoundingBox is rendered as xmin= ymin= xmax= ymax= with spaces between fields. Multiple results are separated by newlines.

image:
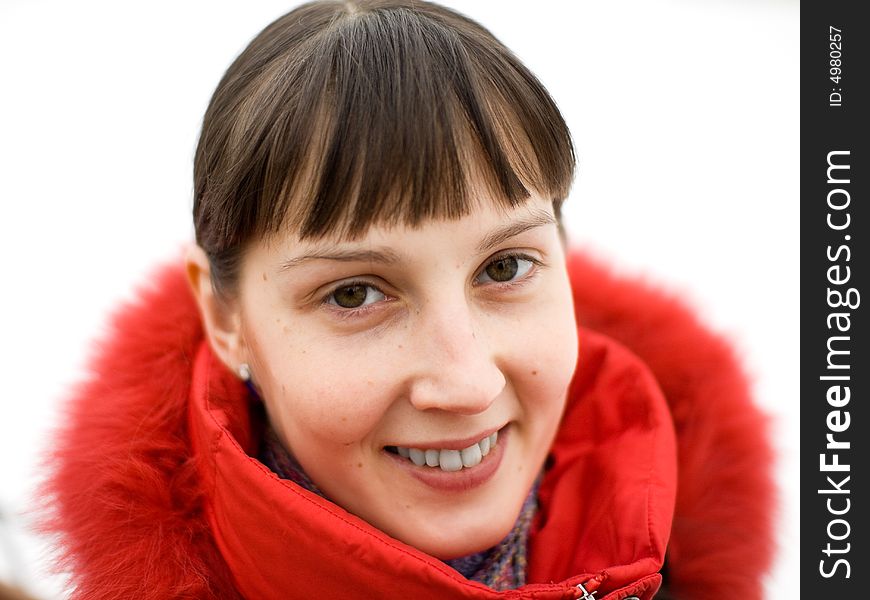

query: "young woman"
xmin=42 ymin=2 xmax=774 ymax=598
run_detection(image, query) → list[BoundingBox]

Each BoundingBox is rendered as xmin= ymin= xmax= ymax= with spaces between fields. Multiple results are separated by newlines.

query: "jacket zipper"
xmin=575 ymin=581 xmax=640 ymax=600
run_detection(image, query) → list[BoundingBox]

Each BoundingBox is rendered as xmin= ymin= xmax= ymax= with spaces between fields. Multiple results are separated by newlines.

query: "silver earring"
xmin=238 ymin=363 xmax=251 ymax=381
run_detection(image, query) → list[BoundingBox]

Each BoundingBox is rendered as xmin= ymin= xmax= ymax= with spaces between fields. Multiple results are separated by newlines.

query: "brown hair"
xmin=193 ymin=0 xmax=575 ymax=299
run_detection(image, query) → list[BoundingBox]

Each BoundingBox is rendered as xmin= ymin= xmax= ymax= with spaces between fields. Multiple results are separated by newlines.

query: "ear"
xmin=185 ymin=245 xmax=246 ymax=374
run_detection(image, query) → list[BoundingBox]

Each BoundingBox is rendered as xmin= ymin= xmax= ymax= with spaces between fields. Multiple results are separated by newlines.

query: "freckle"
xmin=262 ymin=272 xmax=268 ymax=281
xmin=281 ymin=385 xmax=286 ymax=393
xmin=405 ymin=504 xmax=411 ymax=509
xmin=532 ymin=370 xmax=538 ymax=376
xmin=397 ymin=344 xmax=403 ymax=349
xmin=357 ymin=462 xmax=363 ymax=468
xmin=341 ymin=416 xmax=347 ymax=422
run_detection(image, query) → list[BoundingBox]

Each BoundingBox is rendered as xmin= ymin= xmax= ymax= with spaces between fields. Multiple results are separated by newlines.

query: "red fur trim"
xmin=39 ymin=264 xmax=242 ymax=599
xmin=567 ymin=254 xmax=775 ymax=600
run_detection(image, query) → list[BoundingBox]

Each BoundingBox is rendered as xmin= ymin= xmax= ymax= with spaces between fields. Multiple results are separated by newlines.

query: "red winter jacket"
xmin=41 ymin=252 xmax=774 ymax=599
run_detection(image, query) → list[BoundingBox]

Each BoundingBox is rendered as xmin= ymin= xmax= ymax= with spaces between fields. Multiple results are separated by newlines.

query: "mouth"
xmin=384 ymin=427 xmax=502 ymax=473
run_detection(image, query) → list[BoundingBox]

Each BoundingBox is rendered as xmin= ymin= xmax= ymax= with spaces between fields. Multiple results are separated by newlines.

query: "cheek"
xmin=255 ymin=334 xmax=400 ymax=447
xmin=507 ymin=282 xmax=579 ymax=418
xmin=521 ymin=321 xmax=577 ymax=402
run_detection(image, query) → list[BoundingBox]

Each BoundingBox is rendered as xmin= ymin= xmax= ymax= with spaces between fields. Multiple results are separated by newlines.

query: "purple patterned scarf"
xmin=258 ymin=426 xmax=538 ymax=590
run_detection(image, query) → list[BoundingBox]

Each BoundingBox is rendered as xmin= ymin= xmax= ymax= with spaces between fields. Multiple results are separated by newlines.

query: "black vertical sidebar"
xmin=801 ymin=2 xmax=869 ymax=596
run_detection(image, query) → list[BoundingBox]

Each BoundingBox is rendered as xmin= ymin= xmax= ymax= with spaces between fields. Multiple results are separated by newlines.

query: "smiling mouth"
xmin=384 ymin=430 xmax=499 ymax=473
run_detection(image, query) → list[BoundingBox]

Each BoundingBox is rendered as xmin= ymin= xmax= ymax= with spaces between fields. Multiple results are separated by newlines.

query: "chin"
xmin=401 ymin=496 xmax=522 ymax=560
xmin=417 ymin=523 xmax=515 ymax=561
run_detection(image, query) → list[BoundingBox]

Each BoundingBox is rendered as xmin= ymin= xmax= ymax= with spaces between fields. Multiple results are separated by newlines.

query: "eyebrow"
xmin=279 ymin=248 xmax=402 ymax=270
xmin=278 ymin=208 xmax=557 ymax=271
xmin=476 ymin=209 xmax=556 ymax=253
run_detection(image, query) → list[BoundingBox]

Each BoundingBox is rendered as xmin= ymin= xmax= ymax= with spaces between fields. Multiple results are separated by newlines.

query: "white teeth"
xmin=408 ymin=448 xmax=426 ymax=466
xmin=460 ymin=443 xmax=482 ymax=468
xmin=438 ymin=450 xmax=463 ymax=472
xmin=393 ymin=429 xmax=501 ymax=471
xmin=478 ymin=436 xmax=490 ymax=456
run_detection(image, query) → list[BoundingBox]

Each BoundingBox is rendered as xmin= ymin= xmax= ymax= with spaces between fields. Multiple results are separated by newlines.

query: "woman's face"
xmin=236 ymin=193 xmax=578 ymax=559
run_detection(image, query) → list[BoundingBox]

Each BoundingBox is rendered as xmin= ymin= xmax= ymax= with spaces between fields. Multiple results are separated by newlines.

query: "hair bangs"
xmin=257 ymin=5 xmax=574 ymax=242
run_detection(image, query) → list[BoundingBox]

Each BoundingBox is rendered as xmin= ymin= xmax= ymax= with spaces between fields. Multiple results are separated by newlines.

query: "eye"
xmin=327 ymin=284 xmax=386 ymax=309
xmin=476 ymin=254 xmax=536 ymax=284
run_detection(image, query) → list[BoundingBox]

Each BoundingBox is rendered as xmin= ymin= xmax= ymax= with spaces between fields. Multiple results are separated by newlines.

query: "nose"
xmin=405 ymin=301 xmax=506 ymax=415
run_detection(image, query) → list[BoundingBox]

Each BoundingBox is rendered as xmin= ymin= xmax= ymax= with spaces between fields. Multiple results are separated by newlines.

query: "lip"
xmin=384 ymin=425 xmax=509 ymax=493
xmin=387 ymin=424 xmax=505 ymax=452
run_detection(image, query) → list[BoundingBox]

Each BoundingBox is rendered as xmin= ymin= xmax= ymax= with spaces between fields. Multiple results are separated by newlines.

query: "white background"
xmin=0 ymin=1 xmax=798 ymax=597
